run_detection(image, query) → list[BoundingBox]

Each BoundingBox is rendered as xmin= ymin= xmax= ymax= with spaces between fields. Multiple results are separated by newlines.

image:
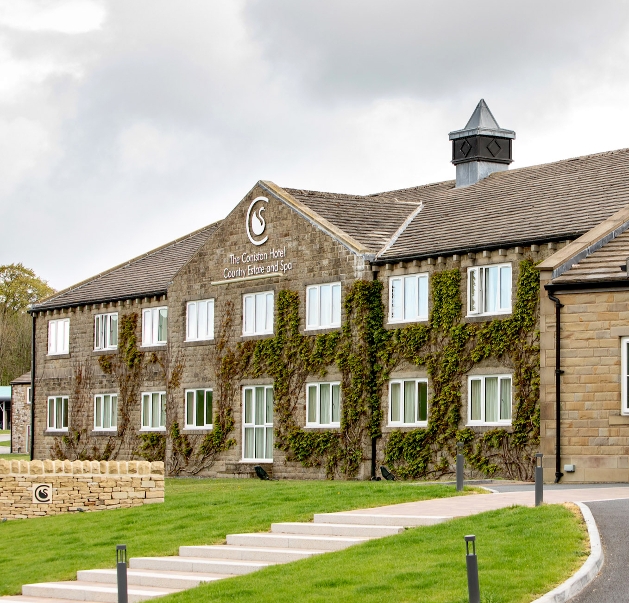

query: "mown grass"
xmin=162 ymin=504 xmax=587 ymax=603
xmin=0 ymin=478 xmax=471 ymax=595
xmin=0 ymin=453 xmax=27 ymax=460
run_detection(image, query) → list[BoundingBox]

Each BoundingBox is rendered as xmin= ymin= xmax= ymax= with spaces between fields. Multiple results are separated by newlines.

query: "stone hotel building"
xmin=28 ymin=101 xmax=629 ymax=482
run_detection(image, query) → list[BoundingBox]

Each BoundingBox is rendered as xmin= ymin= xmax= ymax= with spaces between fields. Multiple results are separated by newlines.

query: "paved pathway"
xmin=569 ymin=499 xmax=629 ymax=603
xmin=3 ymin=483 xmax=629 ymax=603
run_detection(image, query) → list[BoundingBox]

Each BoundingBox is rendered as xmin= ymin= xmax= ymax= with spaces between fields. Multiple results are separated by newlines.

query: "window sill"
xmin=304 ymin=425 xmax=341 ymax=430
xmin=388 ymin=423 xmax=428 ymax=428
xmin=93 ymin=348 xmax=117 ymax=355
xmin=466 ymin=422 xmax=512 ymax=427
xmin=46 ymin=353 xmax=70 ymax=359
xmin=140 ymin=344 xmax=167 ymax=351
xmin=304 ymin=325 xmax=341 ymax=333
xmin=91 ymin=430 xmax=118 ymax=436
xmin=240 ymin=459 xmax=273 ymax=464
xmin=387 ymin=318 xmax=429 ymax=325
xmin=139 ymin=428 xmax=166 ymax=432
xmin=241 ymin=333 xmax=274 ymax=341
xmin=182 ymin=426 xmax=213 ymax=432
xmin=44 ymin=429 xmax=68 ymax=435
xmin=183 ymin=339 xmax=215 ymax=348
xmin=466 ymin=311 xmax=512 ymax=321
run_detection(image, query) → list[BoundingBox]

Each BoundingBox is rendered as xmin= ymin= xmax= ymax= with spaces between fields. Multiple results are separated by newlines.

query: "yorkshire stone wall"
xmin=0 ymin=460 xmax=164 ymax=519
xmin=11 ymin=383 xmax=30 ymax=454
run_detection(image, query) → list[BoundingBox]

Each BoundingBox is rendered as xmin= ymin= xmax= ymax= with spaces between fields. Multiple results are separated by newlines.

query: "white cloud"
xmin=0 ymin=0 xmax=106 ymax=34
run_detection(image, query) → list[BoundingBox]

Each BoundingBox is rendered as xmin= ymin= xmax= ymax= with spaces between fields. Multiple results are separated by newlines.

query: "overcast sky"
xmin=3 ymin=1 xmax=629 ymax=291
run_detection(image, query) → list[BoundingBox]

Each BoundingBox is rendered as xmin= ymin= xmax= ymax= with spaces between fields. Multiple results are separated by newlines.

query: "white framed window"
xmin=243 ymin=385 xmax=273 ymax=461
xmin=306 ymin=382 xmax=341 ymax=427
xmin=141 ymin=391 xmax=166 ymax=430
xmin=306 ymin=283 xmax=341 ymax=330
xmin=142 ymin=307 xmax=168 ymax=346
xmin=621 ymin=337 xmax=629 ymax=415
xmin=467 ymin=264 xmax=512 ymax=316
xmin=48 ymin=319 xmax=69 ymax=355
xmin=94 ymin=313 xmax=118 ymax=350
xmin=186 ymin=299 xmax=214 ymax=341
xmin=94 ymin=394 xmax=118 ymax=430
xmin=47 ymin=396 xmax=68 ymax=431
xmin=185 ymin=389 xmax=213 ymax=428
xmin=26 ymin=387 xmax=32 ymax=404
xmin=468 ymin=375 xmax=512 ymax=425
xmin=243 ymin=292 xmax=274 ymax=336
xmin=389 ymin=274 xmax=429 ymax=323
xmin=389 ymin=379 xmax=428 ymax=426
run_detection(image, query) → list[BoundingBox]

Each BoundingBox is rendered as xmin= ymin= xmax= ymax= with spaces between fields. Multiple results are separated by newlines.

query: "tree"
xmin=0 ymin=264 xmax=54 ymax=385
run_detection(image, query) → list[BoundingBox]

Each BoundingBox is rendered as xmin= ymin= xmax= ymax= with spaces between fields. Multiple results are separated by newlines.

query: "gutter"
xmin=30 ymin=312 xmax=36 ymax=461
xmin=29 ymin=289 xmax=168 ymax=315
xmin=545 ymin=289 xmax=564 ymax=483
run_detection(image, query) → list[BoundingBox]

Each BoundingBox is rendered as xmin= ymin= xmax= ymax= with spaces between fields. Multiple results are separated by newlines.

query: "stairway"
xmin=1 ymin=511 xmax=450 ymax=602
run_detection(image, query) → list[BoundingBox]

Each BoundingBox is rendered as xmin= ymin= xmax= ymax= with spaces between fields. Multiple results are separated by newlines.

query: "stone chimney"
xmin=449 ymin=99 xmax=515 ymax=188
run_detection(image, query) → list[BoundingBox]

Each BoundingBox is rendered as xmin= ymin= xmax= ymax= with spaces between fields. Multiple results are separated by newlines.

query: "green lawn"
xmin=0 ymin=429 xmax=10 ymax=434
xmin=0 ymin=479 xmax=471 ymax=595
xmin=163 ymin=505 xmax=587 ymax=603
xmin=0 ymin=453 xmax=27 ymax=460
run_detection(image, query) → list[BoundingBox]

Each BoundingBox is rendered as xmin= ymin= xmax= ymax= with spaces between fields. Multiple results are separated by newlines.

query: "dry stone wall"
xmin=0 ymin=460 xmax=164 ymax=519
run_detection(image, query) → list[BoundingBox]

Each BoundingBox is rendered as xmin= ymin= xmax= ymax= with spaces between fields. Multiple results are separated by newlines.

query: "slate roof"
xmin=32 ymin=222 xmax=222 ymax=311
xmin=552 ymin=229 xmax=629 ymax=285
xmin=374 ymin=148 xmax=629 ymax=261
xmin=283 ymin=188 xmax=420 ymax=250
xmin=10 ymin=372 xmax=31 ymax=385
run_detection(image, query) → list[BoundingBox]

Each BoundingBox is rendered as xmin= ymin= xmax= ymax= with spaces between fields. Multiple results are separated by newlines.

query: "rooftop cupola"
xmin=449 ymin=99 xmax=515 ymax=188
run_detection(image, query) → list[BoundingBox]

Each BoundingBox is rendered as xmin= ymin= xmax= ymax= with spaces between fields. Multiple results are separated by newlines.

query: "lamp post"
xmin=465 ymin=535 xmax=480 ymax=603
xmin=535 ymin=453 xmax=544 ymax=507
xmin=116 ymin=545 xmax=128 ymax=603
xmin=456 ymin=442 xmax=464 ymax=492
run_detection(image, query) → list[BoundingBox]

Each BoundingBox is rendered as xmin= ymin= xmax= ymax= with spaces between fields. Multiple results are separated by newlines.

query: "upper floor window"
xmin=142 ymin=307 xmax=167 ymax=346
xmin=468 ymin=374 xmax=512 ymax=425
xmin=621 ymin=337 xmax=629 ymax=415
xmin=389 ymin=274 xmax=429 ymax=323
xmin=94 ymin=394 xmax=117 ymax=430
xmin=48 ymin=319 xmax=69 ymax=355
xmin=243 ymin=291 xmax=274 ymax=336
xmin=307 ymin=382 xmax=341 ymax=427
xmin=389 ymin=378 xmax=428 ymax=426
xmin=47 ymin=396 xmax=68 ymax=431
xmin=306 ymin=283 xmax=341 ymax=330
xmin=186 ymin=299 xmax=214 ymax=341
xmin=95 ymin=313 xmax=118 ymax=350
xmin=467 ymin=264 xmax=512 ymax=316
xmin=141 ymin=391 xmax=166 ymax=430
xmin=185 ymin=388 xmax=213 ymax=428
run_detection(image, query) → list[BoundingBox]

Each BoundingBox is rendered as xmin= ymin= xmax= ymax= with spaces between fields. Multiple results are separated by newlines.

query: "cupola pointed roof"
xmin=449 ymin=99 xmax=516 ymax=141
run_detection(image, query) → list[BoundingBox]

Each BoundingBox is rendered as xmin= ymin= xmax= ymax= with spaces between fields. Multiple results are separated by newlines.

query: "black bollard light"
xmin=116 ymin=545 xmax=128 ymax=603
xmin=535 ymin=453 xmax=544 ymax=507
xmin=465 ymin=535 xmax=480 ymax=603
xmin=456 ymin=442 xmax=464 ymax=492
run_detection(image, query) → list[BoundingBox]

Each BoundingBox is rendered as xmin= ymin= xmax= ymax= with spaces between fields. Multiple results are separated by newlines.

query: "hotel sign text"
xmin=224 ymin=246 xmax=294 ymax=280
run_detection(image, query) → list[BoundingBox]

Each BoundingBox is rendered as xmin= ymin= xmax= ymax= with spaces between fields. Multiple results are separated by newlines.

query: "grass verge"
xmin=0 ymin=453 xmax=27 ymax=460
xmin=162 ymin=504 xmax=587 ymax=603
xmin=0 ymin=478 xmax=470 ymax=595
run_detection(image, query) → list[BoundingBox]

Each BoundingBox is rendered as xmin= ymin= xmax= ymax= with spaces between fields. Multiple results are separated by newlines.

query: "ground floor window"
xmin=306 ymin=382 xmax=340 ymax=426
xmin=47 ymin=396 xmax=68 ymax=431
xmin=468 ymin=375 xmax=512 ymax=425
xmin=389 ymin=379 xmax=428 ymax=426
xmin=141 ymin=392 xmax=166 ymax=430
xmin=185 ymin=389 xmax=213 ymax=428
xmin=243 ymin=385 xmax=273 ymax=461
xmin=94 ymin=394 xmax=118 ymax=430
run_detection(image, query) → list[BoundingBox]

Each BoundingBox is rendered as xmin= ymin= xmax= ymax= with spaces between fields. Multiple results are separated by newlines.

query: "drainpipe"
xmin=29 ymin=311 xmax=36 ymax=461
xmin=547 ymin=293 xmax=564 ymax=483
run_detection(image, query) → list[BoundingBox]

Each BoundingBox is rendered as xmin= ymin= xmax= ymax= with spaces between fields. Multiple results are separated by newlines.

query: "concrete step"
xmin=77 ymin=568 xmax=225 ymax=589
xmin=226 ymin=532 xmax=370 ymax=551
xmin=130 ymin=555 xmax=270 ymax=575
xmin=271 ymin=522 xmax=405 ymax=537
xmin=22 ymin=581 xmax=176 ymax=603
xmin=313 ymin=513 xmax=452 ymax=527
xmin=179 ymin=545 xmax=324 ymax=562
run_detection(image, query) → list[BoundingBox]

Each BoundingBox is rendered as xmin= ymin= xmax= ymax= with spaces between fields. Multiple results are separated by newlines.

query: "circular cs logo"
xmin=34 ymin=483 xmax=52 ymax=503
xmin=246 ymin=196 xmax=268 ymax=246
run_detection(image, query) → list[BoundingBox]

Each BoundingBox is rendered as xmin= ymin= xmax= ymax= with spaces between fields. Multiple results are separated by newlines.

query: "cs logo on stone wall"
xmin=246 ymin=196 xmax=268 ymax=246
xmin=33 ymin=483 xmax=52 ymax=503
